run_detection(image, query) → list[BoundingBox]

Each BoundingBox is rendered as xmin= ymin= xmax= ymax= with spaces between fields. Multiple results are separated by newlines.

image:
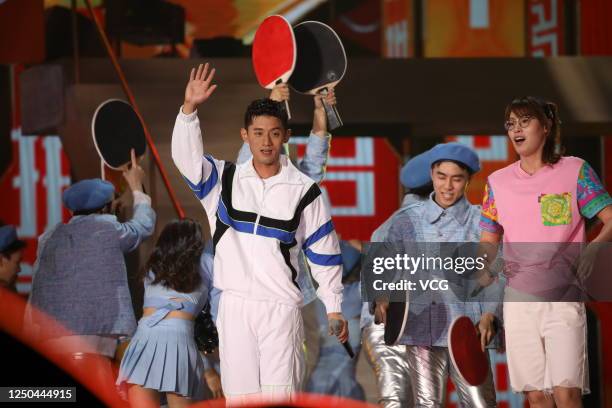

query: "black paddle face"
xmin=384 ymin=301 xmax=409 ymax=346
xmin=289 ymin=21 xmax=346 ymax=94
xmin=92 ymin=100 xmax=146 ymax=169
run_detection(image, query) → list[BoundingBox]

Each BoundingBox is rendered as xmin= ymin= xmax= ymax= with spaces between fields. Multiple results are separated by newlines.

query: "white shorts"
xmin=217 ymin=292 xmax=305 ymax=399
xmin=503 ymin=295 xmax=589 ymax=395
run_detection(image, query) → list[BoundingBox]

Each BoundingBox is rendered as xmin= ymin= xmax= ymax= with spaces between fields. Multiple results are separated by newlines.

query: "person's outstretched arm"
xmin=172 ymin=63 xmax=224 ymax=215
xmin=117 ymin=149 xmax=156 ymax=253
xmin=299 ymin=90 xmax=336 ymax=183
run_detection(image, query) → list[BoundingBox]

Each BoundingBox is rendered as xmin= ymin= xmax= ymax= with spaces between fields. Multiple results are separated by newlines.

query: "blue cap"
xmin=428 ymin=142 xmax=480 ymax=173
xmin=63 ymin=179 xmax=115 ymax=212
xmin=0 ymin=225 xmax=22 ymax=252
xmin=400 ymin=149 xmax=432 ymax=189
xmin=340 ymin=240 xmax=361 ymax=277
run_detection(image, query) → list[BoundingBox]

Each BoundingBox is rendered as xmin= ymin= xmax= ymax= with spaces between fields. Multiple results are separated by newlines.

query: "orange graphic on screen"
xmin=425 ymin=0 xmax=525 ymax=57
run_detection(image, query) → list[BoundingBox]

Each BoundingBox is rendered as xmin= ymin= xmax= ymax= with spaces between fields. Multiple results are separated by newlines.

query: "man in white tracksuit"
xmin=171 ymin=63 xmax=348 ymax=403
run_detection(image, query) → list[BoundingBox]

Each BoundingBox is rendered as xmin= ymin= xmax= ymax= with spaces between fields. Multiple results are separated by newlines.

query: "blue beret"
xmin=63 ymin=179 xmax=115 ymax=212
xmin=0 ymin=225 xmax=19 ymax=252
xmin=340 ymin=240 xmax=361 ymax=277
xmin=428 ymin=142 xmax=480 ymax=173
xmin=400 ymin=149 xmax=432 ymax=189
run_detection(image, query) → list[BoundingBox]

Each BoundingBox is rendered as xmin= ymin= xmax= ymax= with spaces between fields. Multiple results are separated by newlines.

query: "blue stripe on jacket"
xmin=217 ymin=199 xmax=255 ymax=234
xmin=302 ymin=220 xmax=335 ymax=249
xmin=304 ymin=248 xmax=342 ymax=266
xmin=256 ymin=224 xmax=295 ymax=244
xmin=183 ymin=155 xmax=219 ymax=200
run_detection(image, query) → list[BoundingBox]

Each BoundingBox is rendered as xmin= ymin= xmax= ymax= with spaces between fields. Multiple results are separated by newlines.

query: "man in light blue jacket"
xmin=376 ymin=143 xmax=500 ymax=408
xmin=361 ymin=149 xmax=433 ymax=408
xmin=27 ymin=152 xmax=156 ymax=369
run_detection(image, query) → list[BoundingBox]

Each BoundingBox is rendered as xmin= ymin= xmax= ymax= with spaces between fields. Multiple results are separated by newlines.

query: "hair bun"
xmin=546 ymin=100 xmax=560 ymax=117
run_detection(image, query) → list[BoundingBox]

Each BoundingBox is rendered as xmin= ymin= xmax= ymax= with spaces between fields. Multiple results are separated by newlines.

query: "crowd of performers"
xmin=1 ymin=63 xmax=611 ymax=408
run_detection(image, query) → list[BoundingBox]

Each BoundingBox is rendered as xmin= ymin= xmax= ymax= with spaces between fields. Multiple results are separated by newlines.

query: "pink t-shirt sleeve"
xmin=577 ymin=161 xmax=612 ymax=219
xmin=480 ymin=180 xmax=503 ymax=234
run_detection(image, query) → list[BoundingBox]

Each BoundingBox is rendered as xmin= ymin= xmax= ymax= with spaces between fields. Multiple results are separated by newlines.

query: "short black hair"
xmin=0 ymin=220 xmax=25 ymax=258
xmin=243 ymin=98 xmax=288 ymax=129
xmin=0 ymin=239 xmax=26 ymax=258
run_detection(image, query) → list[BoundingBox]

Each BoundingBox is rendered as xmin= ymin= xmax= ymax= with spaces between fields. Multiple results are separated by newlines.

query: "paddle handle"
xmin=320 ymin=88 xmax=343 ymax=130
xmin=284 ymin=99 xmax=292 ymax=120
xmin=275 ymin=79 xmax=291 ymax=120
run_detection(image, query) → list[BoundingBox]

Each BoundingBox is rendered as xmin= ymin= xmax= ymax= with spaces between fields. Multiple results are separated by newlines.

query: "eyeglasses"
xmin=504 ymin=116 xmax=533 ymax=132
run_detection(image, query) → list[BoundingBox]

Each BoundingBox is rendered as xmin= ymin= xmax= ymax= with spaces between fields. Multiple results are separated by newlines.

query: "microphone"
xmin=342 ymin=340 xmax=355 ymax=358
xmin=330 ymin=318 xmax=354 ymax=358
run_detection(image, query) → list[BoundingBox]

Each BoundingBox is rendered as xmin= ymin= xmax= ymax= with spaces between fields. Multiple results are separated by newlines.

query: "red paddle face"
xmin=448 ymin=316 xmax=489 ymax=386
xmin=252 ymin=15 xmax=296 ymax=89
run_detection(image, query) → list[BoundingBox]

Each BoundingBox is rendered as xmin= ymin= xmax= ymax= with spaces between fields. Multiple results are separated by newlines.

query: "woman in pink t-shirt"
xmin=479 ymin=97 xmax=612 ymax=408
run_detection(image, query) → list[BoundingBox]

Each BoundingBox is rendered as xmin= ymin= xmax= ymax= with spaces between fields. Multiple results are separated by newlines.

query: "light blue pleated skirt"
xmin=116 ymin=317 xmax=204 ymax=399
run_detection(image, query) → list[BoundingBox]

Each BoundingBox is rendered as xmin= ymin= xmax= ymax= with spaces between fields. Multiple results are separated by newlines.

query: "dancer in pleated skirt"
xmin=117 ymin=219 xmax=209 ymax=407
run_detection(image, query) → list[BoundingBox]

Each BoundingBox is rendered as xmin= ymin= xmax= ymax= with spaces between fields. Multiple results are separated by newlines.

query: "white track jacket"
xmin=171 ymin=108 xmax=343 ymax=313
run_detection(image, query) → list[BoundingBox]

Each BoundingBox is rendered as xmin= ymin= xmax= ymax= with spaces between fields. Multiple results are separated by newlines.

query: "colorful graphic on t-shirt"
xmin=539 ymin=192 xmax=572 ymax=226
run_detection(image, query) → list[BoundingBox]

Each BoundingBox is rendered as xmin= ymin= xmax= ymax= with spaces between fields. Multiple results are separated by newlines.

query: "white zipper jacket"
xmin=171 ymin=108 xmax=343 ymax=313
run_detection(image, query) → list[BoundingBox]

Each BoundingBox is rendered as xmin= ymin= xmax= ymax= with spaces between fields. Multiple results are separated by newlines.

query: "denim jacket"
xmin=387 ymin=193 xmax=501 ymax=347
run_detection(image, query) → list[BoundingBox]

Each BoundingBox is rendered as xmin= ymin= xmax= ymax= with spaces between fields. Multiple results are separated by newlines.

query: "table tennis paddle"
xmin=383 ymin=301 xmax=409 ymax=346
xmin=92 ymin=99 xmax=146 ymax=170
xmin=289 ymin=21 xmax=346 ymax=130
xmin=448 ymin=315 xmax=489 ymax=386
xmin=252 ymin=15 xmax=296 ymax=119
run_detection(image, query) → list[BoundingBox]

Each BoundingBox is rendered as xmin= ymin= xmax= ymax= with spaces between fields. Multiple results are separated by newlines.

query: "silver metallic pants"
xmin=362 ymin=323 xmax=496 ymax=408
xmin=406 ymin=346 xmax=497 ymax=408
xmin=362 ymin=323 xmax=414 ymax=408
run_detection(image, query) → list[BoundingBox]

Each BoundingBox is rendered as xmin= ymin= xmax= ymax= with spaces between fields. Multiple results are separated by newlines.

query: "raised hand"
xmin=122 ymin=148 xmax=145 ymax=192
xmin=270 ymin=82 xmax=290 ymax=102
xmin=314 ymin=88 xmax=336 ymax=111
xmin=183 ymin=63 xmax=217 ymax=114
xmin=313 ymin=88 xmax=337 ymax=135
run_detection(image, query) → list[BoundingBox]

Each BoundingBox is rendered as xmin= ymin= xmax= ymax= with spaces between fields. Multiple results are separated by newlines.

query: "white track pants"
xmin=218 ymin=292 xmax=305 ymax=404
